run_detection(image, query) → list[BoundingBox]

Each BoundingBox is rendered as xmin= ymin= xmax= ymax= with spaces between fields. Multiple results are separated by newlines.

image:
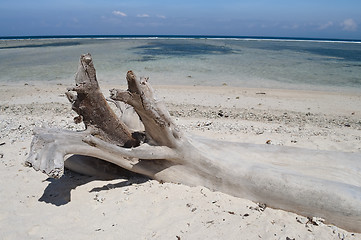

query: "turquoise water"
xmin=1 ymin=36 xmax=361 ymax=92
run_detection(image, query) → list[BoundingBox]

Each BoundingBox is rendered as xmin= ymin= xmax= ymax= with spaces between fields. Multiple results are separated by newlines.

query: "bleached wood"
xmin=26 ymin=54 xmax=361 ymax=233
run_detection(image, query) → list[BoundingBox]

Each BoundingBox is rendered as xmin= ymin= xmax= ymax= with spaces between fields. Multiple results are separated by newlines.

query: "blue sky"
xmin=1 ymin=0 xmax=360 ymax=39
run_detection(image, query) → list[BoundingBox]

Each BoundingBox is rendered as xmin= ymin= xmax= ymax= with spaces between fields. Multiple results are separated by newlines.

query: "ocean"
xmin=1 ymin=35 xmax=361 ymax=92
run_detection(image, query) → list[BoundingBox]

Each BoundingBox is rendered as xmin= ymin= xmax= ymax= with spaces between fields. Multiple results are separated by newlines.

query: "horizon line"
xmin=1 ymin=34 xmax=361 ymax=42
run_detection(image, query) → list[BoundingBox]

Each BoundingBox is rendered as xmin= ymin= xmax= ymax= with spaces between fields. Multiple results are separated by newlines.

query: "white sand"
xmin=0 ymin=83 xmax=360 ymax=239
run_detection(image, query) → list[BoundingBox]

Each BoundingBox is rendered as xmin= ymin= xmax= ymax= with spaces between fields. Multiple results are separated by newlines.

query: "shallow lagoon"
xmin=1 ymin=37 xmax=361 ymax=92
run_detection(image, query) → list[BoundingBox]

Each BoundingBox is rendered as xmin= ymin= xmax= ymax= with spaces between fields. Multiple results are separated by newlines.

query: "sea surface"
xmin=1 ymin=36 xmax=361 ymax=92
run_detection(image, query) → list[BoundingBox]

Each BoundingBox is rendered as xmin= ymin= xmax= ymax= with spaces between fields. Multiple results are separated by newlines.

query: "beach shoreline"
xmin=0 ymin=83 xmax=360 ymax=239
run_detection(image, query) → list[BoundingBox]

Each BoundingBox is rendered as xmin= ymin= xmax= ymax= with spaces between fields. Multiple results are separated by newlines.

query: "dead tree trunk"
xmin=26 ymin=54 xmax=361 ymax=233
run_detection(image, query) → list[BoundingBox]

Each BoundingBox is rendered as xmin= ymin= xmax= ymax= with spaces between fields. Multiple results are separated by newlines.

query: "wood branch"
xmin=65 ymin=53 xmax=138 ymax=148
xmin=106 ymin=98 xmax=145 ymax=132
xmin=25 ymin=127 xmax=169 ymax=178
xmin=25 ymin=54 xmax=361 ymax=233
xmin=83 ymin=135 xmax=180 ymax=161
xmin=110 ymin=71 xmax=183 ymax=148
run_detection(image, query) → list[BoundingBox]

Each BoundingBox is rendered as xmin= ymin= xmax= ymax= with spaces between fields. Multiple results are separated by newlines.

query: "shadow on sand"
xmin=38 ymin=155 xmax=148 ymax=206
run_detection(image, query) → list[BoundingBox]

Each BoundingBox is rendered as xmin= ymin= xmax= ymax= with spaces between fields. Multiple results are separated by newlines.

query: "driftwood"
xmin=26 ymin=54 xmax=361 ymax=233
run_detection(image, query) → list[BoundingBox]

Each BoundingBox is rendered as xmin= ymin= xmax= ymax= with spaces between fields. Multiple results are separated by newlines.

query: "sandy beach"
xmin=0 ymin=82 xmax=360 ymax=239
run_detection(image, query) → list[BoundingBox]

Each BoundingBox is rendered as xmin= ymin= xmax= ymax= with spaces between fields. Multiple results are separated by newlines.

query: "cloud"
xmin=156 ymin=15 xmax=166 ymax=19
xmin=341 ymin=19 xmax=357 ymax=31
xmin=137 ymin=14 xmax=150 ymax=18
xmin=318 ymin=21 xmax=333 ymax=30
xmin=112 ymin=11 xmax=127 ymax=17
